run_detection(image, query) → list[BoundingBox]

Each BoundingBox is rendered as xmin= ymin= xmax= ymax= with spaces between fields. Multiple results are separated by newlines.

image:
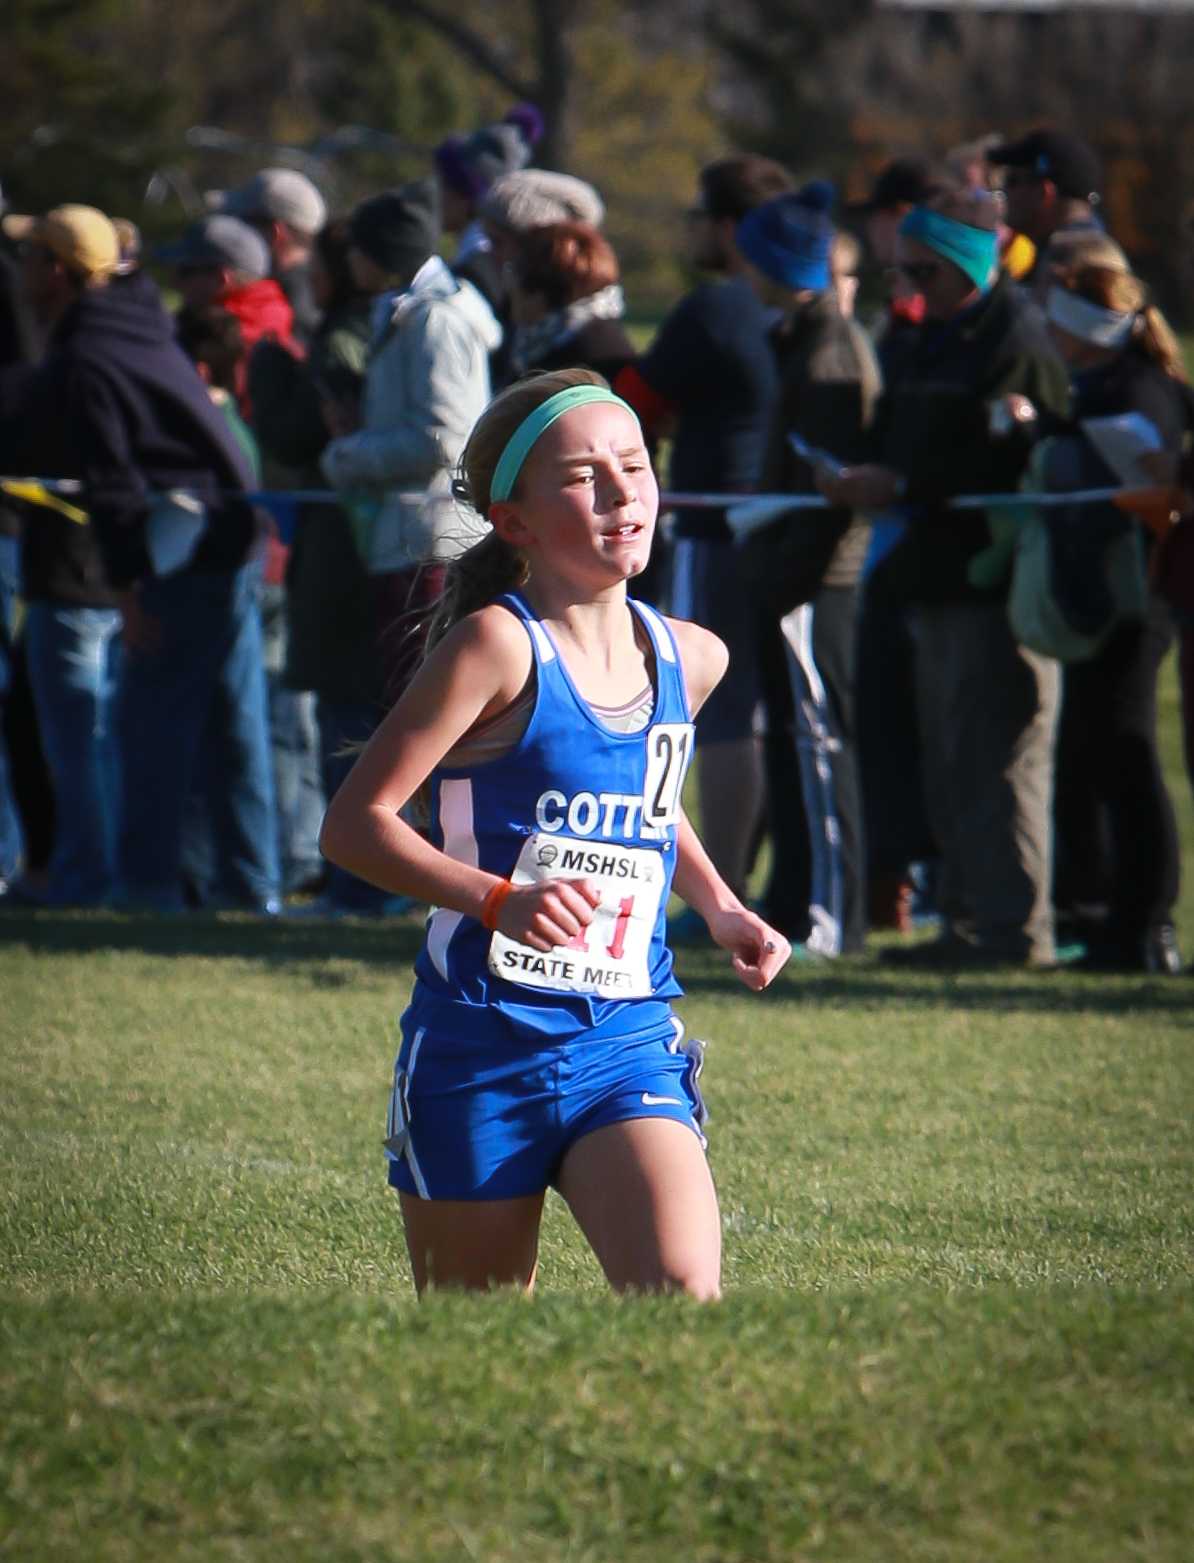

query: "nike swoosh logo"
xmin=641 ymin=1092 xmax=684 ymax=1107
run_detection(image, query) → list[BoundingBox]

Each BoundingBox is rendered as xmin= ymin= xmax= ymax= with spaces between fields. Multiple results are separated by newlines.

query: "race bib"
xmin=488 ymin=833 xmax=667 ymax=998
xmin=642 ymin=722 xmax=694 ymax=830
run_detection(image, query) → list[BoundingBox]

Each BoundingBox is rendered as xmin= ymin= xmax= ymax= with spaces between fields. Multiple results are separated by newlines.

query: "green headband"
xmin=488 ymin=385 xmax=640 ymax=505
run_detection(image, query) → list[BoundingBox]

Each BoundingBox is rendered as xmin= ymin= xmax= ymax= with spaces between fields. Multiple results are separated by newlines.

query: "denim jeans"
xmin=23 ymin=602 xmax=122 ymax=904
xmin=117 ymin=562 xmax=279 ymax=911
xmin=317 ymin=696 xmax=391 ymax=911
xmin=0 ymin=537 xmax=24 ymax=881
xmin=270 ymin=679 xmax=325 ymax=891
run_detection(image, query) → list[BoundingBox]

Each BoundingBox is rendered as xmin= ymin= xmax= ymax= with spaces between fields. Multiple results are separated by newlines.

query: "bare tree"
xmin=706 ymin=0 xmax=874 ymax=168
xmin=375 ymin=0 xmax=584 ymax=167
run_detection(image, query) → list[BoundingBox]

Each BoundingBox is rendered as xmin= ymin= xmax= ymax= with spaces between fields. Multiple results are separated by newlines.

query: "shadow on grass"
xmin=674 ymin=952 xmax=1194 ymax=1015
xmin=4 ymin=909 xmax=1192 ymax=1017
xmin=0 ymin=907 xmax=426 ymax=969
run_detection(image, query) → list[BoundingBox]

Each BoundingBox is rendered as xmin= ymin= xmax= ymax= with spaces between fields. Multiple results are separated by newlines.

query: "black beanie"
xmin=349 ymin=178 xmax=441 ymax=279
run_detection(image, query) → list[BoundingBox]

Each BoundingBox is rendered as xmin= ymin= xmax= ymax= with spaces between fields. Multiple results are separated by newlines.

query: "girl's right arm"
xmin=318 ymin=605 xmax=600 ymax=950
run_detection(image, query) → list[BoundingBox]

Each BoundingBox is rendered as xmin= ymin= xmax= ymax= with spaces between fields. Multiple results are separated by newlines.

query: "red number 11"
xmin=606 ymin=896 xmax=635 ymax=961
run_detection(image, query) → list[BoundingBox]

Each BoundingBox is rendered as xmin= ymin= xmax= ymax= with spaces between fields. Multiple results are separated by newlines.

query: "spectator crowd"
xmin=1 ymin=112 xmax=1193 ymax=973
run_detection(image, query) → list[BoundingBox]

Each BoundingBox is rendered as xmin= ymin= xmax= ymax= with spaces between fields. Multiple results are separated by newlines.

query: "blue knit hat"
xmin=735 ymin=193 xmax=834 ymax=292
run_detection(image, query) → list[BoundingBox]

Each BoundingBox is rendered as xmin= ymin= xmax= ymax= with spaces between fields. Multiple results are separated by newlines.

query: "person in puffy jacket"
xmin=320 ymin=180 xmax=500 ymax=708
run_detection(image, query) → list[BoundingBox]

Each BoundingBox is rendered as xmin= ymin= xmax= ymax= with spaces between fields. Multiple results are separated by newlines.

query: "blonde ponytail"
xmin=1138 ymin=304 xmax=1188 ymax=385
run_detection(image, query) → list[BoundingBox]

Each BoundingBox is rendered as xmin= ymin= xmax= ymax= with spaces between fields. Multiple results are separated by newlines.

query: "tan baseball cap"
xmin=1 ymin=204 xmax=120 ymax=280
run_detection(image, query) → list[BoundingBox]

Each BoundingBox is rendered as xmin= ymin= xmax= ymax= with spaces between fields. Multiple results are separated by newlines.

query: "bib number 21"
xmin=642 ymin=722 xmax=694 ymax=828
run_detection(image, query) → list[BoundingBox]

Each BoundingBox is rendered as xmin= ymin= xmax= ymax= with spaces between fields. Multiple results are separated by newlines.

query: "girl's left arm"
xmin=672 ymin=814 xmax=790 ymax=991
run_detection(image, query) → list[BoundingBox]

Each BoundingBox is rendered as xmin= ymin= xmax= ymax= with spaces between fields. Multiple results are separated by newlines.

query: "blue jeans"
xmin=117 ymin=563 xmax=279 ymax=911
xmin=317 ymin=696 xmax=391 ymax=911
xmin=270 ymin=679 xmax=325 ymax=891
xmin=23 ymin=602 xmax=122 ymax=904
xmin=0 ymin=537 xmax=24 ymax=881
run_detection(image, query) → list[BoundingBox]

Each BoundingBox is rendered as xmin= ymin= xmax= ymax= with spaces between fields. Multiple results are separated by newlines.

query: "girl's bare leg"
xmin=556 ymin=1119 xmax=722 ymax=1299
xmin=399 ymin=1192 xmax=546 ymax=1295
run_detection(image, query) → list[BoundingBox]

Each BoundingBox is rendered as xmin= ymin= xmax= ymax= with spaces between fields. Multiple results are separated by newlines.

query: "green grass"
xmin=2 ymin=659 xmax=1193 ymax=1559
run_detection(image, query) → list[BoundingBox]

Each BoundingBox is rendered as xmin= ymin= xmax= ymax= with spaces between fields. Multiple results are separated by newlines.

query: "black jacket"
xmin=276 ymin=262 xmax=321 ymax=348
xmin=754 ymin=290 xmax=883 ymax=600
xmin=1067 ymin=345 xmax=1194 ymax=452
xmin=249 ymin=300 xmax=380 ymax=703
xmin=57 ymin=272 xmax=257 ymax=588
xmin=453 ymin=250 xmax=514 ymax=389
xmin=524 ymin=316 xmax=636 ymax=386
xmin=868 ymin=271 xmax=1070 ymax=605
xmin=0 ymin=358 xmax=115 ymax=607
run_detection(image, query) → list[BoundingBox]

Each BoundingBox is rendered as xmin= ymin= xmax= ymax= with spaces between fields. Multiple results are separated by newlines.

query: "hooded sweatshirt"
xmin=320 ymin=256 xmax=502 ymax=572
xmin=58 ymin=270 xmax=258 ymax=588
xmin=216 ymin=276 xmax=302 ymax=412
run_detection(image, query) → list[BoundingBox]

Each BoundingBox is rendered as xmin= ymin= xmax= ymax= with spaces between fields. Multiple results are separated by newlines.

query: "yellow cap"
xmin=2 ymin=204 xmax=120 ymax=280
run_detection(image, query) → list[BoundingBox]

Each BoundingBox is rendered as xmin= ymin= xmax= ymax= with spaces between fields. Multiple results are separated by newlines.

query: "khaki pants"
xmin=916 ymin=604 xmax=1060 ymax=961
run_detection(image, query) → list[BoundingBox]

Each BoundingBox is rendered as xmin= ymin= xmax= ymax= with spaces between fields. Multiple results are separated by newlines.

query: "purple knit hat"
xmin=434 ymin=103 xmax=545 ymax=200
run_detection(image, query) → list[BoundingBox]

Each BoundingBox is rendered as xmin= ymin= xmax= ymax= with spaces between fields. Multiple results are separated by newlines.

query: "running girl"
xmin=321 ymin=368 xmax=791 ymax=1298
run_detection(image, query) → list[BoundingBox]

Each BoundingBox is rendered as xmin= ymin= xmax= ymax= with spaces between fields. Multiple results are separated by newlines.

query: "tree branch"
xmin=377 ymin=1 xmax=538 ymax=102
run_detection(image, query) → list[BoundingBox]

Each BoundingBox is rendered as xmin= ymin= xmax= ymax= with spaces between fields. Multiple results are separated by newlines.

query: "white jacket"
xmin=320 ymin=256 xmax=501 ymax=572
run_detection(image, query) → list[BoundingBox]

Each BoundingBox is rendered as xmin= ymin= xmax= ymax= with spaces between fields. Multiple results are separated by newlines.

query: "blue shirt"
xmin=407 ymin=592 xmax=695 ymax=1044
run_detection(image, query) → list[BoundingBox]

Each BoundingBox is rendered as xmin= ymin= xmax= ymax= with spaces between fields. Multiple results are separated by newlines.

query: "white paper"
xmin=1079 ymin=412 xmax=1164 ymax=488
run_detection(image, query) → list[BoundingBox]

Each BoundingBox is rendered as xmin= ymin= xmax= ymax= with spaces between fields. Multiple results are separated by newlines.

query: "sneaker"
xmin=1146 ymin=926 xmax=1183 ymax=974
xmin=1077 ymin=926 xmax=1182 ymax=974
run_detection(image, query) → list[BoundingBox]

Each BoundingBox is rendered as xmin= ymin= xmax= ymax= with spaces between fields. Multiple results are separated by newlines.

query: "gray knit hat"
xmin=479 ymin=170 xmax=605 ymax=234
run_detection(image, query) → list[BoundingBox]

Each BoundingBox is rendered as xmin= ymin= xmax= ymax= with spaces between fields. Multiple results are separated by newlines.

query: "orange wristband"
xmin=480 ymin=879 xmax=513 ymax=931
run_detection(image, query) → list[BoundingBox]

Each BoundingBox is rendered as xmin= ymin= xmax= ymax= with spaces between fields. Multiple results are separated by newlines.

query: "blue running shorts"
xmin=386 ymin=1015 xmax=708 ymax=1201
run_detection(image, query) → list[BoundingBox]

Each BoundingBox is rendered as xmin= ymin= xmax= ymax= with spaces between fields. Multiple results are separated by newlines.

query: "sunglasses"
xmin=897 ymin=261 xmax=941 ymax=286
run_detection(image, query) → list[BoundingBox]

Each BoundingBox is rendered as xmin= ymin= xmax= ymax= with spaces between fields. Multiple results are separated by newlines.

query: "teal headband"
xmin=488 ymin=385 xmax=640 ymax=506
xmin=899 ymin=206 xmax=1000 ymax=291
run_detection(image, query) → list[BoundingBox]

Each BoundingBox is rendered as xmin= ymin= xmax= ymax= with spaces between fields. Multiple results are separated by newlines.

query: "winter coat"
xmin=320 ymin=256 xmax=501 ymax=573
xmin=0 ymin=357 xmax=115 ymax=607
xmin=275 ymin=262 xmax=321 ymax=348
xmin=512 ymin=284 xmax=632 ymax=384
xmin=754 ymin=289 xmax=883 ymax=600
xmin=521 ymin=315 xmax=636 ymax=387
xmin=56 ymin=270 xmax=258 ymax=588
xmin=866 ymin=271 xmax=1070 ymax=606
xmin=218 ymin=277 xmax=300 ymax=356
xmin=213 ymin=277 xmax=302 ymax=413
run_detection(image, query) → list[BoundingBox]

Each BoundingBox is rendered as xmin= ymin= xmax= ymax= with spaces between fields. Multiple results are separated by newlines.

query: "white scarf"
xmin=1047 ymin=285 xmax=1137 ymax=349
xmin=516 ymin=284 xmax=626 ymax=371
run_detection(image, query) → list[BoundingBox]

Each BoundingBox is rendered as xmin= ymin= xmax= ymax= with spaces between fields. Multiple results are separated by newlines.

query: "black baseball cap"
xmin=989 ymin=130 xmax=1103 ymax=204
xmin=845 ymin=159 xmax=946 ymax=215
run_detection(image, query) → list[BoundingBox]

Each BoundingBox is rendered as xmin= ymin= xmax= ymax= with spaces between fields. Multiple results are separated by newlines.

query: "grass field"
xmin=3 ymin=661 xmax=1194 ymax=1560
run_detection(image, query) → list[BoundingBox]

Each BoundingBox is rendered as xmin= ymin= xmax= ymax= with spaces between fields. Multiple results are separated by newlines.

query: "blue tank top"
xmin=407 ymin=591 xmax=695 ymax=1044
